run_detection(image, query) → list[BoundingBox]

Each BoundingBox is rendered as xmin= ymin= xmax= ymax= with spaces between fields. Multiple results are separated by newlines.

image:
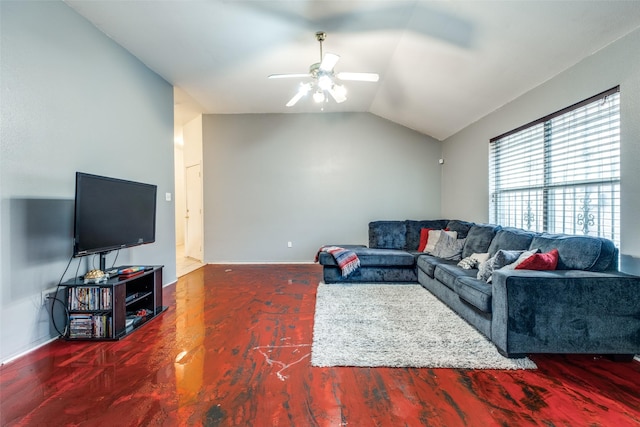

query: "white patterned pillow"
xmin=457 ymin=252 xmax=490 ymax=269
xmin=458 ymin=256 xmax=477 ymax=269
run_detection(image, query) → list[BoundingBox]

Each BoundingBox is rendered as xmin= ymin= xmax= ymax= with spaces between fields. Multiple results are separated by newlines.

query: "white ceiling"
xmin=65 ymin=1 xmax=640 ymax=141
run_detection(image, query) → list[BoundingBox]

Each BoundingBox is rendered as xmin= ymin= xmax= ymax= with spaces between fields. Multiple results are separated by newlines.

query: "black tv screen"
xmin=73 ymin=172 xmax=157 ymax=257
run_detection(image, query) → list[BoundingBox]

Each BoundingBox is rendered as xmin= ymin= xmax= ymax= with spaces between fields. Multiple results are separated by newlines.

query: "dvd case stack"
xmin=67 ymin=286 xmax=113 ymax=338
xmin=68 ymin=314 xmax=111 ymax=338
xmin=68 ymin=286 xmax=112 ymax=310
xmin=68 ymin=314 xmax=93 ymax=338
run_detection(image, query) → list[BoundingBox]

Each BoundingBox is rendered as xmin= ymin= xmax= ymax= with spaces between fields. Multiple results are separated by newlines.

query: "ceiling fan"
xmin=269 ymin=31 xmax=379 ymax=107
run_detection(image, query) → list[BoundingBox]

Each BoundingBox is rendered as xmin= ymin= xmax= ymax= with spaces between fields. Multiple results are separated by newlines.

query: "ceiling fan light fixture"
xmin=317 ymin=75 xmax=333 ymax=91
xmin=313 ymin=91 xmax=325 ymax=103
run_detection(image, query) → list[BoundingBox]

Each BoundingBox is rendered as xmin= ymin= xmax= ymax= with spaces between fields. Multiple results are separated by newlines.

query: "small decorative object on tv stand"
xmin=63 ymin=265 xmax=166 ymax=340
xmin=83 ymin=269 xmax=107 ymax=284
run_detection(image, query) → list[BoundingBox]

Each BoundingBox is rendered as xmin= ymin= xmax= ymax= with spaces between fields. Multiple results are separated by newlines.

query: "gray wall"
xmin=0 ymin=1 xmax=176 ymax=363
xmin=202 ymin=113 xmax=442 ymax=262
xmin=441 ymin=28 xmax=640 ymax=273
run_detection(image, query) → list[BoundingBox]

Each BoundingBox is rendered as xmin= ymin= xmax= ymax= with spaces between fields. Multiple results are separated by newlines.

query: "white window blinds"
xmin=489 ymin=87 xmax=620 ymax=246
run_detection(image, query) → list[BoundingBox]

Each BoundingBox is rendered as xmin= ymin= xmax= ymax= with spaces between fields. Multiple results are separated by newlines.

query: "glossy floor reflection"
xmin=176 ymin=243 xmax=205 ymax=277
xmin=1 ymin=264 xmax=639 ymax=426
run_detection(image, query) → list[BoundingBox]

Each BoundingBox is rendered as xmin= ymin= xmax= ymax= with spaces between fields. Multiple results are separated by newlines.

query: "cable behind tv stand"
xmin=63 ymin=265 xmax=166 ymax=340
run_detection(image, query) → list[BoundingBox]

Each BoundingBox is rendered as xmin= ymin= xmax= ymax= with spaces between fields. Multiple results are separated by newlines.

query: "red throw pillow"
xmin=515 ymin=248 xmax=559 ymax=271
xmin=418 ymin=228 xmax=432 ymax=252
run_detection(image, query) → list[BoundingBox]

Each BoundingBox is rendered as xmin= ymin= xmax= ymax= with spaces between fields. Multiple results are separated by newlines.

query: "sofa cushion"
xmin=369 ymin=221 xmax=406 ymax=249
xmin=446 ymin=220 xmax=475 ymax=238
xmin=320 ymin=247 xmax=415 ymax=267
xmin=529 ymin=234 xmax=617 ymax=271
xmin=416 ymin=255 xmax=457 ymax=278
xmin=488 ymin=227 xmax=537 ymax=255
xmin=405 ymin=219 xmax=449 ymax=251
xmin=462 ymin=224 xmax=501 ymax=258
xmin=323 ymin=265 xmax=417 ymax=283
xmin=434 ymin=263 xmax=477 ymax=291
xmin=455 ymin=277 xmax=493 ymax=313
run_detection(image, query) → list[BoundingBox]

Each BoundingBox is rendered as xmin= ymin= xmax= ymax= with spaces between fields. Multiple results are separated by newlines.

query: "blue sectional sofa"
xmin=317 ymin=219 xmax=640 ymax=359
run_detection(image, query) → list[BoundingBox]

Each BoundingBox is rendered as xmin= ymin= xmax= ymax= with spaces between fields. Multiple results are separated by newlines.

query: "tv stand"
xmin=63 ymin=265 xmax=166 ymax=340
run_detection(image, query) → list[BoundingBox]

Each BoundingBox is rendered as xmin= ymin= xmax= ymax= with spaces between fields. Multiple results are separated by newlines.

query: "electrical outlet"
xmin=41 ymin=288 xmax=58 ymax=307
xmin=287 ymin=241 xmax=293 ymax=248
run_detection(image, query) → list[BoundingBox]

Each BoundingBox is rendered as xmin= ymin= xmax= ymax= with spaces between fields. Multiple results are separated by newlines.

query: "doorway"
xmin=175 ymin=161 xmax=205 ymax=277
xmin=184 ymin=163 xmax=204 ymax=262
xmin=174 ymin=91 xmax=205 ymax=277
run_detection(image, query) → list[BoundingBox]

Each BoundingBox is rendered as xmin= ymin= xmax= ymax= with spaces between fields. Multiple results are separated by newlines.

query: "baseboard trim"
xmin=163 ymin=279 xmax=177 ymax=288
xmin=1 ymin=336 xmax=60 ymax=367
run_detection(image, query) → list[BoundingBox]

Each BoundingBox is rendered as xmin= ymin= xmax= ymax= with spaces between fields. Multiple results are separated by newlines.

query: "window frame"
xmin=489 ymin=86 xmax=620 ymax=245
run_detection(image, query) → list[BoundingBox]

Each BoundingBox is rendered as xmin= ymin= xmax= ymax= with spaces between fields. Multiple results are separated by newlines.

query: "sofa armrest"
xmin=491 ymin=269 xmax=640 ymax=356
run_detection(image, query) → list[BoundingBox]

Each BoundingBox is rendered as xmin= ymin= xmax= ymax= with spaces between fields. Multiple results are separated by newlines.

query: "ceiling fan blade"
xmin=319 ymin=53 xmax=340 ymax=72
xmin=285 ymin=83 xmax=312 ymax=107
xmin=336 ymin=72 xmax=379 ymax=82
xmin=268 ymin=73 xmax=311 ymax=79
xmin=328 ymin=85 xmax=347 ymax=104
xmin=286 ymin=91 xmax=305 ymax=107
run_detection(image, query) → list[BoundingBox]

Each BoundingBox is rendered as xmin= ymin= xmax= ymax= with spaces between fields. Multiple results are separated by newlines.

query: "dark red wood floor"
xmin=1 ymin=264 xmax=639 ymax=426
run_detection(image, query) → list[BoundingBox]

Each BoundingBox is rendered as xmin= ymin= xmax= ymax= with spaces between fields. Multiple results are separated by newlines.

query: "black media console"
xmin=63 ymin=266 xmax=166 ymax=340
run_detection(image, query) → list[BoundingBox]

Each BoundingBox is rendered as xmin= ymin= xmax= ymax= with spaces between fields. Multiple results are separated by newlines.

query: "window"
xmin=489 ymin=87 xmax=620 ymax=246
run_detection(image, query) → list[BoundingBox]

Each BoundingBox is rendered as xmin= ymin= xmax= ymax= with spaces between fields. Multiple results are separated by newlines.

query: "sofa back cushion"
xmin=446 ymin=220 xmax=475 ymax=238
xmin=368 ymin=221 xmax=407 ymax=249
xmin=529 ymin=234 xmax=618 ymax=272
xmin=405 ymin=219 xmax=449 ymax=251
xmin=488 ymin=227 xmax=538 ymax=255
xmin=462 ymin=223 xmax=501 ymax=258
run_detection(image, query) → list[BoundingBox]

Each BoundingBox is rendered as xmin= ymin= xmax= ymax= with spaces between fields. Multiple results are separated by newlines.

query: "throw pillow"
xmin=477 ymin=250 xmax=525 ymax=283
xmin=457 ymin=252 xmax=490 ymax=269
xmin=477 ymin=255 xmax=495 ymax=282
xmin=431 ymin=234 xmax=466 ymax=261
xmin=516 ymin=248 xmax=559 ymax=270
xmin=457 ymin=256 xmax=476 ymax=269
xmin=502 ymin=249 xmax=540 ymax=271
xmin=423 ymin=229 xmax=457 ymax=253
xmin=417 ymin=228 xmax=432 ymax=252
xmin=471 ymin=252 xmax=490 ymax=264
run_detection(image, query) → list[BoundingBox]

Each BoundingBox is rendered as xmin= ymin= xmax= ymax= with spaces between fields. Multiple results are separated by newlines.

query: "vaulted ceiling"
xmin=65 ymin=1 xmax=640 ymax=141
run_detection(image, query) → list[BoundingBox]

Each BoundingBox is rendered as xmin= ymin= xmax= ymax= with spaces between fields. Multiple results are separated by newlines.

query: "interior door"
xmin=185 ymin=163 xmax=203 ymax=262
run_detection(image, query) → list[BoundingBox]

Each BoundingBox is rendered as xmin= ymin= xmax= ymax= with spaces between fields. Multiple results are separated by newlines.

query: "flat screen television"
xmin=73 ymin=172 xmax=157 ymax=269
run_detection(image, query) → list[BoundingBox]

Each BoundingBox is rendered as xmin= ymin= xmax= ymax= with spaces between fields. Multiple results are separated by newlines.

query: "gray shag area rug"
xmin=311 ymin=283 xmax=537 ymax=370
